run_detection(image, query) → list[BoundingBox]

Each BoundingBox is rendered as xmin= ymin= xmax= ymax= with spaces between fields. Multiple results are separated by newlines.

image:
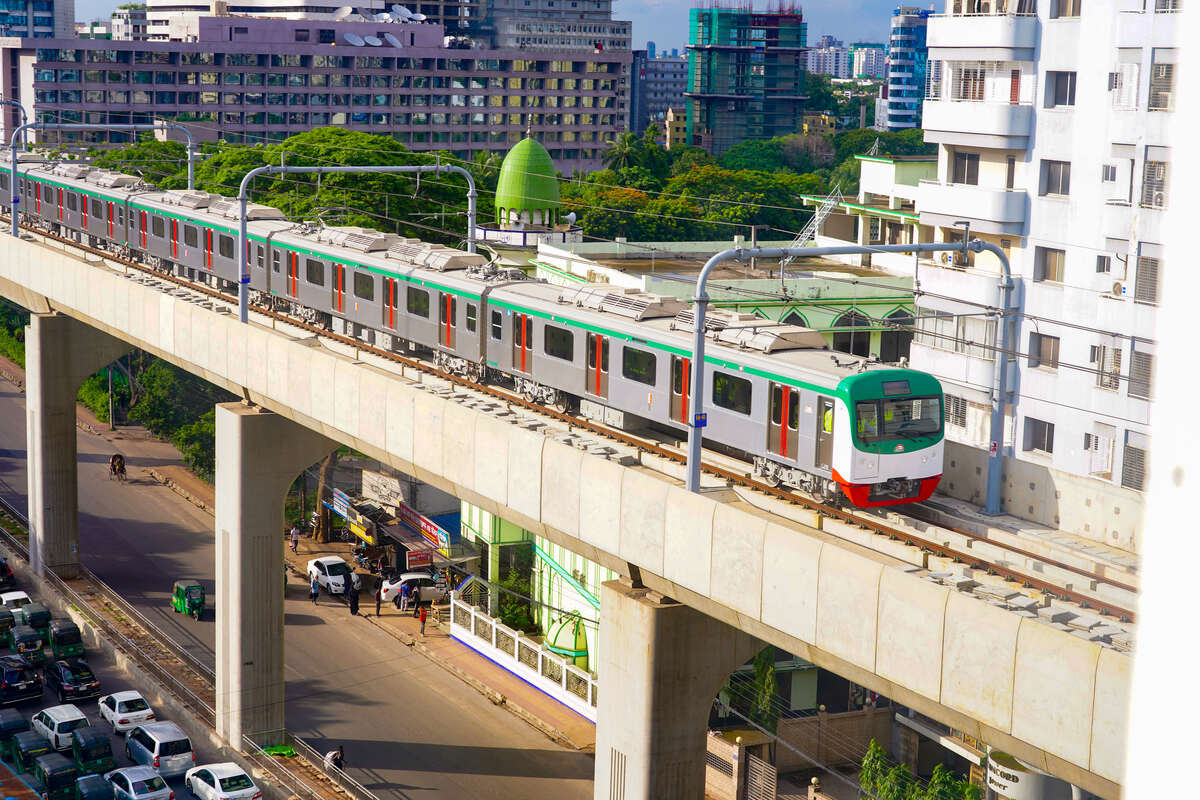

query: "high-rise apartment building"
xmin=0 ymin=0 xmax=72 ymax=38
xmin=807 ymin=42 xmax=850 ymax=78
xmin=631 ymin=50 xmax=687 ymax=133
xmin=850 ymin=42 xmax=886 ymax=79
xmin=487 ymin=0 xmax=630 ymax=51
xmin=881 ymin=5 xmax=929 ymax=130
xmin=1 ymin=14 xmax=629 ymax=172
xmin=910 ymin=0 xmax=1173 ymax=545
xmin=111 ymin=5 xmax=150 ymax=41
xmin=685 ymin=4 xmax=807 ymax=155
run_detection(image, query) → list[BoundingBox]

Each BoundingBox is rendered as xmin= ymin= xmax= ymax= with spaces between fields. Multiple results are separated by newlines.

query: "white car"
xmin=306 ymin=557 xmax=361 ymax=595
xmin=31 ymin=704 xmax=89 ymax=750
xmin=98 ymin=690 xmax=156 ymax=732
xmin=1 ymin=590 xmax=31 ymax=623
xmin=380 ymin=572 xmax=448 ymax=606
xmin=105 ymin=767 xmax=173 ymax=800
xmin=185 ymin=763 xmax=261 ymax=800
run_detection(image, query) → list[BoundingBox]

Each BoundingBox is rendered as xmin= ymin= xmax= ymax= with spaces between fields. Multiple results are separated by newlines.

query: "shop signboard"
xmin=406 ymin=550 xmax=433 ymax=570
xmin=362 ymin=470 xmax=404 ymax=509
xmin=986 ymin=753 xmax=1073 ymax=800
xmin=396 ymin=498 xmax=451 ymax=554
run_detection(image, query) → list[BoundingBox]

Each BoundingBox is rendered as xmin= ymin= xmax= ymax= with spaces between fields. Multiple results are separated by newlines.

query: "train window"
xmin=465 ymin=303 xmax=477 ymax=333
xmin=305 ymin=258 xmax=325 ymax=286
xmin=218 ymin=234 xmax=234 ymax=259
xmin=353 ymin=272 xmax=374 ymax=300
xmin=621 ymin=346 xmax=655 ymax=386
xmin=45 ymin=188 xmax=56 ymax=206
xmin=116 ymin=207 xmax=124 ymax=226
xmin=856 ymin=403 xmax=879 ymax=440
xmin=256 ymin=246 xmax=264 ymax=268
xmin=67 ymin=193 xmax=78 ymax=212
xmin=490 ymin=310 xmax=502 ymax=339
xmin=272 ymin=250 xmax=280 ymax=272
xmin=151 ymin=215 xmax=163 ymax=236
xmin=712 ymin=372 xmax=752 ymax=415
xmin=406 ymin=286 xmax=429 ymax=317
xmin=92 ymin=198 xmax=103 ymax=218
xmin=0 ymin=174 xmax=7 ymax=190
xmin=543 ymin=325 xmax=573 ymax=360
xmin=183 ymin=225 xmax=198 ymax=247
xmin=788 ymin=390 xmax=799 ymax=430
xmin=770 ymin=385 xmax=783 ymax=425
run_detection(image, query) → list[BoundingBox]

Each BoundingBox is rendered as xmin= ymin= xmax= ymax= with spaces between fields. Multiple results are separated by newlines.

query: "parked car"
xmin=124 ymin=721 xmax=193 ymax=778
xmin=97 ymin=692 xmax=154 ymax=733
xmin=379 ymin=572 xmax=448 ymax=606
xmin=306 ymin=557 xmax=360 ymax=595
xmin=0 ymin=654 xmax=43 ymax=705
xmin=77 ymin=773 xmax=116 ymax=800
xmin=103 ymin=767 xmax=173 ymax=800
xmin=0 ymin=557 xmax=16 ymax=589
xmin=31 ymin=705 xmax=90 ymax=751
xmin=45 ymin=659 xmax=102 ymax=704
xmin=184 ymin=764 xmax=261 ymax=800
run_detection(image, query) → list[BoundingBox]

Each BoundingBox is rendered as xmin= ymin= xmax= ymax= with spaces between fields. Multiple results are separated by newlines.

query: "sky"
xmin=75 ymin=0 xmax=911 ymax=48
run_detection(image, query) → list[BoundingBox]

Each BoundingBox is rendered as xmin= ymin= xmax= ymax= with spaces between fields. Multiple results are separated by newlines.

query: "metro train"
xmin=1 ymin=155 xmax=944 ymax=508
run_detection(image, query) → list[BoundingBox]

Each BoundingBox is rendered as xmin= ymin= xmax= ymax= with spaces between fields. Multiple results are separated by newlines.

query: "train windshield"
xmin=855 ymin=396 xmax=942 ymax=443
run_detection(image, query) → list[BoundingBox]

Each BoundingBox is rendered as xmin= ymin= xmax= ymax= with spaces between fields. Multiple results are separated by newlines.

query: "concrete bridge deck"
xmin=0 ymin=233 xmax=1128 ymax=799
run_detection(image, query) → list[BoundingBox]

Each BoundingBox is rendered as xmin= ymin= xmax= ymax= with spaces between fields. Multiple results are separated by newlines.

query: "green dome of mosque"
xmin=495 ymin=137 xmax=560 ymax=226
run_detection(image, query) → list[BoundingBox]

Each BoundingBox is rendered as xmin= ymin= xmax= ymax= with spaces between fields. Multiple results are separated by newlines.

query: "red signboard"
xmin=406 ymin=550 xmax=434 ymax=570
xmin=395 ymin=498 xmax=451 ymax=552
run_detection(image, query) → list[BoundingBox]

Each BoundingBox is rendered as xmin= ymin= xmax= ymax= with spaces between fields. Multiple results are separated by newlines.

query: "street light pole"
xmin=684 ymin=239 xmax=1014 ymax=519
xmin=236 ymin=163 xmax=478 ymax=324
xmin=0 ymin=100 xmax=28 ymax=150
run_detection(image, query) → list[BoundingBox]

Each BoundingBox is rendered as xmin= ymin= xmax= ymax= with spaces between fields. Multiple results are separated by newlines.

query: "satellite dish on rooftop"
xmin=343 ymin=31 xmax=366 ymax=45
xmin=376 ymin=11 xmax=392 ymax=20
xmin=410 ymin=12 xmax=426 ymax=20
xmin=364 ymin=35 xmax=383 ymax=45
xmin=383 ymin=32 xmax=403 ymax=47
xmin=334 ymin=5 xmax=353 ymax=19
xmin=395 ymin=4 xmax=412 ymax=14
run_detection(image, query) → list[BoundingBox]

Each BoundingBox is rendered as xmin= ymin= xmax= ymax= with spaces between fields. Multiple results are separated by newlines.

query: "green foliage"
xmin=0 ymin=303 xmax=29 ymax=368
xmin=172 ymin=410 xmax=217 ymax=481
xmin=75 ymin=372 xmax=129 ymax=423
xmin=668 ymin=146 xmax=716 ymax=176
xmin=858 ymin=739 xmax=979 ymax=800
xmin=748 ymin=647 xmax=780 ymax=733
xmin=88 ymin=138 xmax=190 ymax=188
xmin=498 ymin=568 xmax=537 ymax=633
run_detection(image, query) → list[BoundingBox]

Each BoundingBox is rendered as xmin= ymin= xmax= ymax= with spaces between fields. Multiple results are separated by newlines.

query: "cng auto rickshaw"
xmin=13 ymin=729 xmax=51 ymax=773
xmin=48 ymin=620 xmax=84 ymax=660
xmin=0 ymin=607 xmax=14 ymax=646
xmin=70 ymin=727 xmax=114 ymax=776
xmin=76 ymin=773 xmax=115 ymax=800
xmin=35 ymin=751 xmax=79 ymax=800
xmin=11 ymin=625 xmax=46 ymax=665
xmin=0 ymin=707 xmax=29 ymax=753
xmin=24 ymin=603 xmax=51 ymax=640
xmin=170 ymin=581 xmax=204 ymax=621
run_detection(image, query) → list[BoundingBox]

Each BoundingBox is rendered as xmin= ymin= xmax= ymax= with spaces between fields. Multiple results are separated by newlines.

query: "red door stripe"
xmin=108 ymin=203 xmax=114 ymax=238
xmin=57 ymin=189 xmax=63 ymax=221
xmin=681 ymin=359 xmax=690 ymax=424
xmin=780 ymin=387 xmax=789 ymax=457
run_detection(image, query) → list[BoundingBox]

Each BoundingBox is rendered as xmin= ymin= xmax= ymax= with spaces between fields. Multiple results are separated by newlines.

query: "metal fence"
xmin=448 ymin=592 xmax=598 ymax=722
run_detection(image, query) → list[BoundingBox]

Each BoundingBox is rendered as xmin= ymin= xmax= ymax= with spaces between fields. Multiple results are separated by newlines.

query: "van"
xmin=124 ymin=722 xmax=193 ymax=778
xmin=32 ymin=705 xmax=89 ymax=751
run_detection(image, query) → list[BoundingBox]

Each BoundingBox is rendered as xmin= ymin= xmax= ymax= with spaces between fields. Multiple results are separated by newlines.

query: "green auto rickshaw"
xmin=35 ymin=752 xmax=79 ymax=800
xmin=0 ymin=707 xmax=29 ymax=755
xmin=24 ymin=603 xmax=51 ymax=640
xmin=11 ymin=625 xmax=45 ymax=665
xmin=13 ymin=729 xmax=51 ymax=773
xmin=171 ymin=581 xmax=204 ymax=621
xmin=0 ymin=607 xmax=14 ymax=647
xmin=48 ymin=620 xmax=84 ymax=660
xmin=70 ymin=728 xmax=114 ymax=776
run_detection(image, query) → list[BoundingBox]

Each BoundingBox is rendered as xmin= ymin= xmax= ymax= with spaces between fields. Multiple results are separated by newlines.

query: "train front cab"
xmin=832 ymin=371 xmax=944 ymax=508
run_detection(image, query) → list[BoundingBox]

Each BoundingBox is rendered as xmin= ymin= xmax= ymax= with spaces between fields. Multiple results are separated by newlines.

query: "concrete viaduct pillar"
xmin=593 ymin=580 xmax=760 ymax=800
xmin=214 ymin=403 xmax=335 ymax=746
xmin=25 ymin=312 xmax=130 ymax=578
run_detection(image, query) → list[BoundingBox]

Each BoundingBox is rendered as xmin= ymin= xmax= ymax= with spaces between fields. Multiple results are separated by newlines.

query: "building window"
xmin=1110 ymin=62 xmax=1139 ymax=110
xmin=1092 ymin=344 xmax=1123 ymax=390
xmin=952 ymin=64 xmax=985 ymax=101
xmin=1028 ymin=332 xmax=1060 ymax=370
xmin=952 ymin=152 xmax=979 ymax=185
xmin=945 ymin=394 xmax=967 ymax=428
xmin=1129 ymin=350 xmax=1153 ymax=399
xmin=1121 ymin=437 xmax=1146 ymax=491
xmin=711 ymin=372 xmax=752 ymax=415
xmin=1134 ymin=255 xmax=1160 ymax=304
xmin=544 ymin=324 xmax=574 ymax=360
xmin=1051 ymin=0 xmax=1081 ymax=17
xmin=1034 ymin=246 xmax=1066 ymax=282
xmin=1045 ymin=71 xmax=1076 ymax=107
xmin=1084 ymin=431 xmax=1115 ymax=479
xmin=1148 ymin=56 xmax=1174 ymax=111
xmin=1096 ymin=255 xmax=1112 ymax=274
xmin=1101 ymin=163 xmax=1118 ymax=183
xmin=1141 ymin=160 xmax=1168 ymax=209
xmin=1040 ymin=159 xmax=1071 ymax=196
xmin=1023 ymin=417 xmax=1055 ymax=454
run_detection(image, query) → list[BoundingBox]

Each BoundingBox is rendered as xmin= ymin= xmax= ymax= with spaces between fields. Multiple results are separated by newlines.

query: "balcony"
xmin=927 ymin=12 xmax=1039 ymax=60
xmin=918 ymin=180 xmax=1027 ymax=236
xmin=922 ymin=99 xmax=1033 ymax=149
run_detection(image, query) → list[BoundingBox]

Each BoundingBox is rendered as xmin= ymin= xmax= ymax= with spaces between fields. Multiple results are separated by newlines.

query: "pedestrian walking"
xmin=289 ymin=525 xmax=300 ymax=553
xmin=411 ymin=586 xmax=421 ymax=618
xmin=399 ymin=581 xmax=411 ymax=612
xmin=419 ymin=604 xmax=427 ymax=636
xmin=310 ymin=575 xmax=320 ymax=605
xmin=374 ymin=585 xmax=382 ymax=617
xmin=347 ymin=584 xmax=359 ymax=616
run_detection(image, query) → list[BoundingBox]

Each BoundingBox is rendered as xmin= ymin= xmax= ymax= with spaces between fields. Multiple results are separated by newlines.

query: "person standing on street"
xmin=289 ymin=525 xmax=300 ymax=553
xmin=347 ymin=583 xmax=359 ymax=616
xmin=374 ymin=584 xmax=382 ymax=617
xmin=399 ymin=581 xmax=411 ymax=612
xmin=418 ymin=604 xmax=427 ymax=636
xmin=411 ymin=585 xmax=421 ymax=618
xmin=310 ymin=575 xmax=320 ymax=605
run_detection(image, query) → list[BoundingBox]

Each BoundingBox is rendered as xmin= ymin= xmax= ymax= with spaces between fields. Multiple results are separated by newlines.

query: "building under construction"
xmin=684 ymin=1 xmax=808 ymax=156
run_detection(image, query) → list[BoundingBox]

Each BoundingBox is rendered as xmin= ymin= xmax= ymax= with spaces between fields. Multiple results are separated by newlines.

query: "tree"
xmin=88 ymin=137 xmax=190 ymax=188
xmin=668 ymin=146 xmax=716 ymax=177
xmin=313 ymin=450 xmax=340 ymax=542
xmin=601 ymin=132 xmax=642 ymax=171
xmin=748 ymin=647 xmax=780 ymax=733
xmin=719 ymin=138 xmax=786 ymax=172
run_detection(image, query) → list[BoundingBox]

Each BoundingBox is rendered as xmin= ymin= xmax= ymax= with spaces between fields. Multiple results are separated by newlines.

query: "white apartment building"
xmin=910 ymin=0 xmax=1175 ymax=550
xmin=807 ymin=45 xmax=851 ymax=78
xmin=852 ymin=44 xmax=887 ymax=79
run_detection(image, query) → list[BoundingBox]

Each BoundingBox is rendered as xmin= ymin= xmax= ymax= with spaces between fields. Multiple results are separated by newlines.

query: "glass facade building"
xmin=882 ymin=6 xmax=929 ymax=130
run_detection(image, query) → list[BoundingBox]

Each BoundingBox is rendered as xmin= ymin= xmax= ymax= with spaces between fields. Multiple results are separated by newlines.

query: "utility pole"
xmin=107 ymin=366 xmax=115 ymax=431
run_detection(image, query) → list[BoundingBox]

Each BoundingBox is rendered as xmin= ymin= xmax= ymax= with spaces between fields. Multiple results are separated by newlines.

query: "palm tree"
xmin=601 ymin=132 xmax=641 ymax=171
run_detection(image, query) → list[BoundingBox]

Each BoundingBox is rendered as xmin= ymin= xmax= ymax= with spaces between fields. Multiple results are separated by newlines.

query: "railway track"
xmin=0 ymin=491 xmax=367 ymax=800
xmin=13 ymin=220 xmax=1138 ymax=622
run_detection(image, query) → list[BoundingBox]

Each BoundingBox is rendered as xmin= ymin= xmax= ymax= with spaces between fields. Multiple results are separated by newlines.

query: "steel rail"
xmin=0 ymin=217 xmax=1137 ymax=621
